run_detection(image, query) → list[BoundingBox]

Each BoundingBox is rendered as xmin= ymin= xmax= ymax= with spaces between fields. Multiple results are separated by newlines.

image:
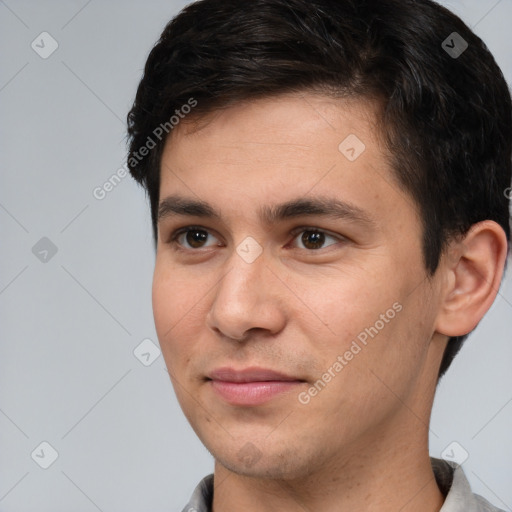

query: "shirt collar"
xmin=182 ymin=457 xmax=503 ymax=512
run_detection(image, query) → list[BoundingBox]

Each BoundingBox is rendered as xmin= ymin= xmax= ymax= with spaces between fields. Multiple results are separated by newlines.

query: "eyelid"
xmin=288 ymin=225 xmax=345 ymax=240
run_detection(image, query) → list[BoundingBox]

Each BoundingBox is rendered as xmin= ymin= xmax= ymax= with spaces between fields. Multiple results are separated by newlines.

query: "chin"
xmin=211 ymin=441 xmax=316 ymax=481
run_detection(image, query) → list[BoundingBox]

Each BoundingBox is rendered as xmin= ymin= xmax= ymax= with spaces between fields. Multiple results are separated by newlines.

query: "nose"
xmin=205 ymin=245 xmax=287 ymax=342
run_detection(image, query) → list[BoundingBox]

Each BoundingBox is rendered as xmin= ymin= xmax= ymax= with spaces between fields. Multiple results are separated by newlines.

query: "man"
xmin=126 ymin=0 xmax=511 ymax=510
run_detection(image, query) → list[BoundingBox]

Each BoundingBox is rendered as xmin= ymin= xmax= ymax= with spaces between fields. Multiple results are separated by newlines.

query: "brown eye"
xmin=184 ymin=229 xmax=209 ymax=248
xmin=291 ymin=228 xmax=341 ymax=251
xmin=170 ymin=226 xmax=221 ymax=250
xmin=300 ymin=230 xmax=326 ymax=250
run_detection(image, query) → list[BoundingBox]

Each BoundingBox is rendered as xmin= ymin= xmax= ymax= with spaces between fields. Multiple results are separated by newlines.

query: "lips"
xmin=207 ymin=367 xmax=305 ymax=406
xmin=208 ymin=367 xmax=301 ymax=383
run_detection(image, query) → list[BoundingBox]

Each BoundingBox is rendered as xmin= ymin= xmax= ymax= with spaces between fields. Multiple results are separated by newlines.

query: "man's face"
xmin=153 ymin=93 xmax=446 ymax=479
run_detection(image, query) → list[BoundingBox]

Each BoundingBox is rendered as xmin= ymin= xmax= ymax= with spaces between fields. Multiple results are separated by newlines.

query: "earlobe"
xmin=435 ymin=221 xmax=508 ymax=337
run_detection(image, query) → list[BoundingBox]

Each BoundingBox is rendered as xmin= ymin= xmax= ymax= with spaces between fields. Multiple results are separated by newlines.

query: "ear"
xmin=434 ymin=220 xmax=509 ymax=337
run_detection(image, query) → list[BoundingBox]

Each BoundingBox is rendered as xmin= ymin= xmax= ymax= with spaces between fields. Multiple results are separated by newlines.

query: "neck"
xmin=212 ymin=339 xmax=448 ymax=512
xmin=212 ymin=425 xmax=445 ymax=512
xmin=212 ymin=367 xmax=446 ymax=511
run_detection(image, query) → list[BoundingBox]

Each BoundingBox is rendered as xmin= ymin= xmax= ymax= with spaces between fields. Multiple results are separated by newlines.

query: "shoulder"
xmin=181 ymin=474 xmax=214 ymax=512
xmin=431 ymin=457 xmax=506 ymax=512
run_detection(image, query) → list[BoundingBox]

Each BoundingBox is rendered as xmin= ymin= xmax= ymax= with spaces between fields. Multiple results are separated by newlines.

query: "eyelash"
xmin=167 ymin=225 xmax=346 ymax=253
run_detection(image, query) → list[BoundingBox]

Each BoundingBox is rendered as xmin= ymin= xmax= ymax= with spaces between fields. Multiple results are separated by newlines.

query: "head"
xmin=127 ymin=0 xmax=511 ymax=478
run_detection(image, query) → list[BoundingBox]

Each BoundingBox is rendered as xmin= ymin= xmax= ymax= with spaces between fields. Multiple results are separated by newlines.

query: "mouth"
xmin=206 ymin=367 xmax=306 ymax=406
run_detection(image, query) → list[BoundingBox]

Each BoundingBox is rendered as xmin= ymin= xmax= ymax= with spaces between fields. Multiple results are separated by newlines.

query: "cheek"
xmin=152 ymin=265 xmax=201 ymax=366
xmin=297 ymin=267 xmax=391 ymax=341
xmin=152 ymin=261 xmax=203 ymax=330
xmin=301 ymin=267 xmax=417 ymax=377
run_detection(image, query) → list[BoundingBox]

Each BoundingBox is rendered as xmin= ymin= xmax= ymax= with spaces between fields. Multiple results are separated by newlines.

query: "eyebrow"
xmin=157 ymin=194 xmax=376 ymax=228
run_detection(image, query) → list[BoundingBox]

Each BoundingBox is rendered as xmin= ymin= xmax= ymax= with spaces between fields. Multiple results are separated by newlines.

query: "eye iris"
xmin=301 ymin=230 xmax=325 ymax=249
xmin=186 ymin=230 xmax=208 ymax=248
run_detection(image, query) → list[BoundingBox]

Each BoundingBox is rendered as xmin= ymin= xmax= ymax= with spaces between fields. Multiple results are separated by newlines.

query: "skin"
xmin=152 ymin=93 xmax=507 ymax=511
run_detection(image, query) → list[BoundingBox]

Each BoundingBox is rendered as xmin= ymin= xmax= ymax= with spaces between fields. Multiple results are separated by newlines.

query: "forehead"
xmin=161 ymin=93 xmax=388 ymax=180
xmin=168 ymin=92 xmax=383 ymax=149
xmin=158 ymin=92 xmax=415 ymax=227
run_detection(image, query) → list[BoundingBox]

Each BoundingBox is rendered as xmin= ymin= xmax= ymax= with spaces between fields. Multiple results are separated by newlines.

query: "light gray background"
xmin=1 ymin=0 xmax=511 ymax=510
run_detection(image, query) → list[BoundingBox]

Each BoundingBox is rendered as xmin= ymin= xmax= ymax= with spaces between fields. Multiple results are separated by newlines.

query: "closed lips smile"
xmin=207 ymin=367 xmax=306 ymax=406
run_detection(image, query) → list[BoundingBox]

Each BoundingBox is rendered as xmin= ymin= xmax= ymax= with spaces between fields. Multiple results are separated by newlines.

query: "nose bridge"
xmin=217 ymin=238 xmax=269 ymax=312
xmin=207 ymin=238 xmax=285 ymax=340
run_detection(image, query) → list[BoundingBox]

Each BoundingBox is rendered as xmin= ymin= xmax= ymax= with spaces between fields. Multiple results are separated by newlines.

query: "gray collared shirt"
xmin=181 ymin=458 xmax=505 ymax=512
